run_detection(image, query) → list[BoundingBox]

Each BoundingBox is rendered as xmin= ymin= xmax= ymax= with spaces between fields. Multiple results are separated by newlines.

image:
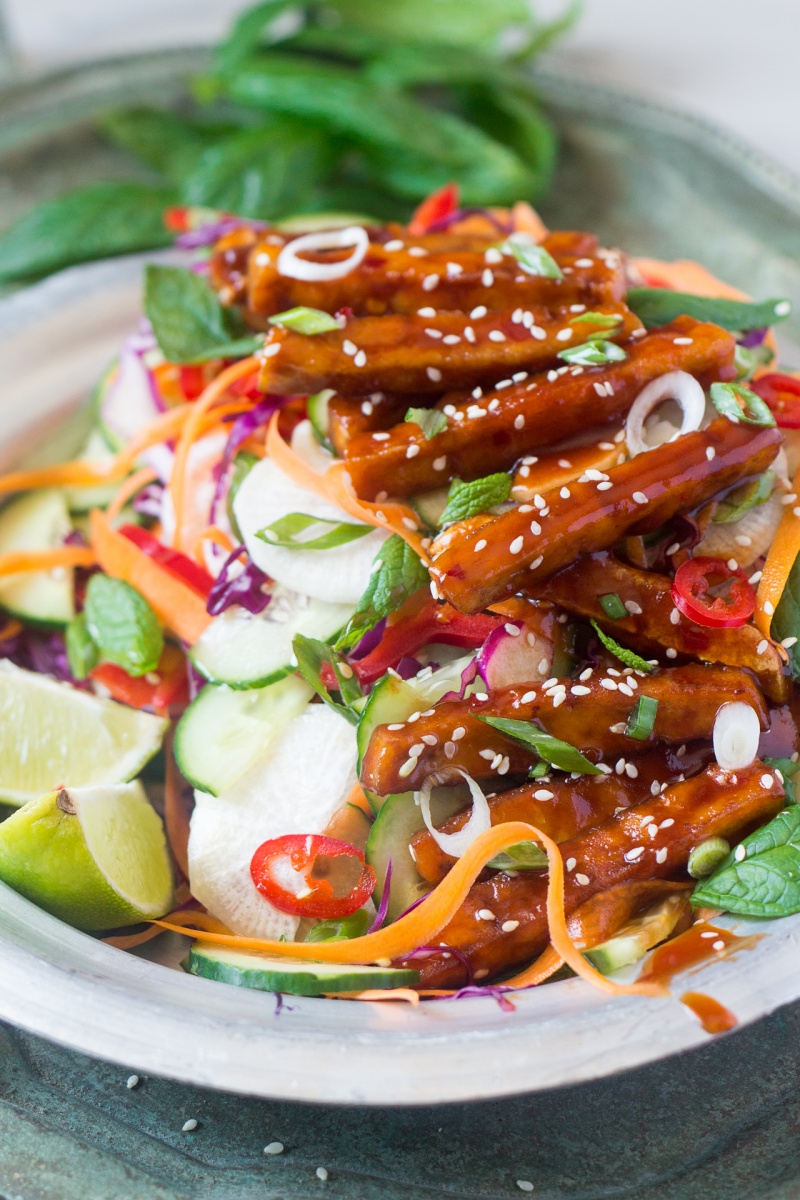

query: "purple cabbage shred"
xmin=425 ymin=207 xmax=512 ymax=235
xmin=206 ymin=544 xmax=272 ymax=616
xmin=349 ymin=618 xmax=386 ymax=661
xmin=394 ymin=656 xmax=422 ymax=680
xmin=176 ymin=217 xmax=268 ymax=250
xmin=209 ymin=395 xmax=286 ymax=528
xmin=367 ymin=861 xmax=392 ymax=934
xmin=739 ymin=328 xmax=768 ymax=348
xmin=408 ymin=944 xmax=475 ymax=986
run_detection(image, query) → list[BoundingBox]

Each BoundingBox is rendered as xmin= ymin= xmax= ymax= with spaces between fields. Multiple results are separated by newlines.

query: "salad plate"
xmin=2 ymin=54 xmax=800 ymax=1107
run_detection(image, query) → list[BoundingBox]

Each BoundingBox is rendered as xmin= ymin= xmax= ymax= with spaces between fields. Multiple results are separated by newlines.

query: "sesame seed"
xmin=502 ymin=920 xmax=520 ymax=932
xmin=316 ymin=1167 xmax=329 ymax=1181
xmin=579 ymin=668 xmax=593 ymax=681
xmin=425 ymin=327 xmax=443 ymax=339
xmin=479 ymin=748 xmax=495 ymax=760
xmin=534 ymin=789 xmax=555 ymax=800
xmin=473 ymin=387 xmax=483 ymax=399
xmin=422 ymin=274 xmax=440 ymax=291
xmin=593 ymin=382 xmax=606 ymax=397
xmin=433 ymin=455 xmax=448 ymax=471
xmin=409 ymin=743 xmax=424 ymax=758
xmin=488 ymin=330 xmax=506 ymax=342
xmin=443 ymin=334 xmax=461 ymax=345
xmin=673 ymin=337 xmax=693 ymax=345
xmin=452 ymin=726 xmax=466 ymax=740
xmin=610 ymin=722 xmax=627 ymax=734
xmin=510 ymin=536 xmax=524 ymax=553
xmin=656 ymin=847 xmax=668 ymax=864
xmin=497 ymin=756 xmax=511 ymax=775
xmin=514 ymin=414 xmax=525 ymax=430
xmin=727 ymin=558 xmax=739 ymax=572
xmin=625 ymin=762 xmax=639 ymax=778
xmin=761 ymin=773 xmax=774 ymax=788
xmin=575 ymin=873 xmax=590 ymax=886
xmin=735 ymin=534 xmax=753 ymax=548
xmin=559 ymin=486 xmax=571 ymax=499
xmin=342 ymin=339 xmax=357 ymax=356
xmin=477 ymin=908 xmax=496 ymax=921
xmin=490 ymin=753 xmax=503 ymax=770
xmin=421 ymin=734 xmax=438 ymax=746
xmin=624 ymin=847 xmax=645 ymax=862
xmin=417 ymin=306 xmax=436 ymax=317
xmin=482 ymin=268 xmax=495 ymax=287
xmin=552 ymin=692 xmax=566 ymax=708
xmin=618 ymin=682 xmax=633 ymax=697
xmin=574 ymin=257 xmax=594 ymax=268
xmin=757 ymin=639 xmax=769 ymax=655
xmin=517 ymin=1183 xmax=534 ymax=1194
xmin=734 ymin=844 xmax=747 ymax=862
xmin=264 ymin=1142 xmax=285 ymax=1155
xmin=565 ymin=857 xmax=577 ymax=871
xmin=475 ymin=692 xmax=489 ymax=702
xmin=632 ymin=491 xmax=648 ymax=505
xmin=764 ymin=601 xmax=775 ymax=616
xmin=398 ymin=758 xmax=417 ymax=778
xmin=474 ymin=539 xmax=487 ymax=552
xmin=406 ymin=443 xmax=420 ymax=458
xmin=426 ymin=366 xmax=442 ymax=383
xmin=408 ymin=246 xmax=428 ymax=256
xmin=706 ymin=447 xmax=716 ymax=461
xmin=660 ymin=818 xmax=674 ymax=829
xmin=261 ymin=342 xmax=281 ymax=358
xmin=597 ymin=481 xmax=613 ymax=491
xmin=373 ymin=431 xmax=390 ymax=441
xmin=615 ymin=758 xmax=626 ymax=774
xmin=533 ymin=493 xmax=546 ymax=509
xmin=521 ymin=690 xmax=537 ymax=703
xmin=556 ymin=328 xmax=573 ymax=341
xmin=600 ymin=679 xmax=617 ymax=690
xmin=571 ymin=685 xmax=591 ymax=696
xmin=387 ymin=723 xmax=405 ymax=731
xmin=444 ymin=741 xmax=457 ymax=759
xmin=182 ymin=1119 xmax=198 ymax=1133
xmin=354 ymin=349 xmax=367 ymax=367
xmin=126 ymin=1075 xmax=139 ymax=1089
xmin=529 ymin=520 xmax=542 ymax=536
xmin=782 ymin=636 xmax=798 ymax=648
xmin=530 ymin=325 xmax=547 ymax=340
xmin=712 ymin=940 xmax=726 ymax=952
xmin=470 ymin=305 xmax=488 ymax=320
xmin=361 ymin=400 xmax=374 ymax=416
xmin=447 ymin=261 xmax=464 ymax=276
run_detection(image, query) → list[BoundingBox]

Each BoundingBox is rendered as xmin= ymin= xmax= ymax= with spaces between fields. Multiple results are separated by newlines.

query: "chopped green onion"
xmin=688 ymin=837 xmax=731 ymax=879
xmin=268 ymin=306 xmax=343 ymax=335
xmin=569 ymin=311 xmax=624 ymax=331
xmin=710 ymin=381 xmax=776 ymax=428
xmin=478 ymin=715 xmax=603 ymax=774
xmin=734 ymin=342 xmax=773 ymax=381
xmin=257 ymin=512 xmax=372 ymax=551
xmin=405 ymin=407 xmax=448 ymax=440
xmin=557 ymin=339 xmax=627 ymax=367
xmin=487 ymin=841 xmax=548 ymax=871
xmin=598 ymin=592 xmax=628 ymax=619
xmin=625 ymin=695 xmax=659 ymax=741
xmin=498 ymin=233 xmax=563 ymax=279
xmin=590 ymin=620 xmax=655 ymax=673
xmin=304 ymin=910 xmax=372 ymax=941
xmin=528 ymin=760 xmax=549 ymax=780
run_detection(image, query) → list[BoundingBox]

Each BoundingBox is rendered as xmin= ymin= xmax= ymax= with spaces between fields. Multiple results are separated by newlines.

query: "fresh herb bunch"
xmin=0 ymin=0 xmax=578 ymax=284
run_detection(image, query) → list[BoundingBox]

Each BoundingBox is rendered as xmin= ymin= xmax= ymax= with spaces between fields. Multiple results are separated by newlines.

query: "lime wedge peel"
xmin=0 ymin=660 xmax=167 ymax=806
xmin=0 ymin=782 xmax=174 ymax=930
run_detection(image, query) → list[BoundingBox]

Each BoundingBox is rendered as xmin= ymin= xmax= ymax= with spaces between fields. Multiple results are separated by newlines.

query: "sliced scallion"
xmin=404 ymin=407 xmax=448 ymax=440
xmin=625 ymin=695 xmax=659 ymax=741
xmin=498 ymin=233 xmax=563 ymax=279
xmin=257 ymin=512 xmax=372 ymax=551
xmin=557 ymin=339 xmax=627 ymax=367
xmin=268 ymin=306 xmax=343 ymax=335
xmin=478 ymin=715 xmax=603 ymax=774
xmin=688 ymin=837 xmax=731 ymax=879
xmin=598 ymin=592 xmax=628 ymax=619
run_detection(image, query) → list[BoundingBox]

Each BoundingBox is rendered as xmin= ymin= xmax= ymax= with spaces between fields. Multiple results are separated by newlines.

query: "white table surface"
xmin=4 ymin=0 xmax=798 ymax=177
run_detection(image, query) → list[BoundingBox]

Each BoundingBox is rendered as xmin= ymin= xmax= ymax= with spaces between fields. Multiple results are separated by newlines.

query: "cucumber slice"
xmin=307 ymin=388 xmax=336 ymax=448
xmin=365 ymin=786 xmax=467 ymax=922
xmin=584 ymin=894 xmax=688 ymax=974
xmin=174 ymin=674 xmax=312 ymax=796
xmin=0 ymin=490 xmax=74 ymax=627
xmin=190 ymin=586 xmax=353 ymax=689
xmin=185 ymin=943 xmax=419 ymax=995
xmin=63 ymin=428 xmax=119 ymax=513
xmin=411 ymin=487 xmax=449 ymax=530
xmin=232 ymin=421 xmax=388 ymax=605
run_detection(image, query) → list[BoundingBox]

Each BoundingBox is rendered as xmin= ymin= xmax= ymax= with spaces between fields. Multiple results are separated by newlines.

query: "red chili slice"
xmin=91 ymin=643 xmax=189 ymax=712
xmin=250 ymin=834 xmax=376 ymax=919
xmin=750 ymin=373 xmax=800 ymax=429
xmin=119 ymin=525 xmax=214 ymax=599
xmin=407 ymin=183 xmax=460 ymax=236
xmin=672 ymin=556 xmax=756 ymax=629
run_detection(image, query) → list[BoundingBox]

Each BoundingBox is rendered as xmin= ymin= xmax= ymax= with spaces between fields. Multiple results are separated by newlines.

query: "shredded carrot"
xmin=345 ymin=781 xmax=374 ymax=819
xmin=192 ymin=525 xmax=235 ymax=562
xmin=90 ymin=509 xmax=211 ymax=643
xmin=104 ymin=925 xmax=166 ymax=951
xmin=153 ymin=820 xmax=666 ymax=1000
xmin=170 ymin=357 xmax=259 ymax=551
xmin=324 ymin=462 xmax=430 ymax=561
xmin=512 ymin=201 xmax=548 ymax=241
xmin=105 ymin=466 xmax=157 ymax=525
xmin=266 ymin=412 xmax=331 ymax=500
xmin=164 ymin=907 xmax=233 ymax=935
xmin=756 ymin=463 xmax=800 ymax=636
xmin=632 ymin=257 xmax=749 ymax=300
xmin=0 ymin=546 xmax=95 ymax=577
xmin=512 ymin=436 xmax=623 ymax=501
xmin=0 ymin=617 xmax=22 ymax=641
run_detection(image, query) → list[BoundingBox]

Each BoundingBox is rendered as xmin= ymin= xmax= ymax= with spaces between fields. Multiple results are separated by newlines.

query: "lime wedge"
xmin=0 ymin=660 xmax=167 ymax=806
xmin=0 ymin=782 xmax=174 ymax=929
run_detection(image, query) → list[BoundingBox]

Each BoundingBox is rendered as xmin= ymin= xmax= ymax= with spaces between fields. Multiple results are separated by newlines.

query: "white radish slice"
xmin=476 ymin=621 xmax=553 ymax=689
xmin=417 ymin=770 xmax=491 ymax=859
xmin=626 ymin=371 xmax=706 ymax=456
xmin=233 ymin=422 xmax=387 ymax=604
xmin=713 ymin=702 xmax=761 ymax=771
xmin=277 ymin=226 xmax=369 ymax=282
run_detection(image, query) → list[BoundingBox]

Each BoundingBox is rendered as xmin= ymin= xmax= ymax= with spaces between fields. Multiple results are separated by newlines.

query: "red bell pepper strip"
xmin=407 ymin=183 xmax=460 ymax=236
xmin=250 ymin=834 xmax=376 ymax=918
xmin=178 ymin=365 xmax=208 ymax=401
xmin=119 ymin=525 xmax=214 ymax=599
xmin=91 ymin=642 xmax=189 ymax=712
xmin=672 ymin=557 xmax=756 ymax=629
xmin=351 ymin=592 xmax=504 ymax=687
xmin=750 ymin=373 xmax=800 ymax=429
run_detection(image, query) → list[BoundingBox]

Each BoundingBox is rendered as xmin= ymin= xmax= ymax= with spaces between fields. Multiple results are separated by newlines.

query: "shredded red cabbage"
xmin=425 ymin=207 xmax=512 ymax=235
xmin=176 ymin=217 xmax=268 ymax=250
xmin=132 ymin=482 xmax=165 ymax=520
xmin=739 ymin=327 xmax=768 ymax=348
xmin=206 ymin=544 xmax=271 ymax=616
xmin=439 ymin=656 xmax=479 ymax=702
xmin=208 ymin=396 xmax=286 ymax=529
xmin=2 ymin=629 xmax=87 ymax=688
xmin=394 ymin=656 xmax=423 ymax=680
xmin=367 ymin=861 xmax=392 ymax=934
xmin=349 ymin=618 xmax=386 ymax=661
xmin=432 ymin=984 xmax=516 ymax=1012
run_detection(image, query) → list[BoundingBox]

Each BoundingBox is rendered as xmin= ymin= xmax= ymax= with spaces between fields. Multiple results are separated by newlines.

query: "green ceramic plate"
xmin=1 ymin=50 xmax=800 ymax=1107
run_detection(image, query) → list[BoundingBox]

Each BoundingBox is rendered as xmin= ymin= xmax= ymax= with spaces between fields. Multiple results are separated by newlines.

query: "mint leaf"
xmin=84 ymin=574 xmax=164 ymax=678
xmin=590 ymin=620 xmax=655 ymax=674
xmin=557 ymin=339 xmax=627 ymax=366
xmin=257 ymin=512 xmax=372 ymax=550
xmin=405 ymin=408 xmax=448 ymax=440
xmin=144 ymin=265 xmax=260 ymax=364
xmin=292 ymin=633 xmax=362 ymax=724
xmin=478 ymin=715 xmax=603 ymax=775
xmin=439 ymin=473 xmax=511 ymax=526
xmin=765 ymin=757 xmax=800 ymax=805
xmin=65 ymin=613 xmax=100 ymax=681
xmin=627 ymin=288 xmax=792 ymax=332
xmin=691 ymin=806 xmax=800 ymax=917
xmin=769 ymin=550 xmax=800 ymax=680
xmin=0 ymin=183 xmax=175 ymax=284
xmin=335 ymin=534 xmax=429 ymax=652
xmin=499 ymin=232 xmax=563 ymax=278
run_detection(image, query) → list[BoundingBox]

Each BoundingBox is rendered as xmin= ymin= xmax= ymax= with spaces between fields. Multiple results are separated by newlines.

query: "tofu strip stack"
xmin=210 ymin=212 xmax=791 ymax=992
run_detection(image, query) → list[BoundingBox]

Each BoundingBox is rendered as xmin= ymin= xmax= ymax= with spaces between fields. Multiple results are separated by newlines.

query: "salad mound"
xmin=1 ymin=185 xmax=799 ymax=1016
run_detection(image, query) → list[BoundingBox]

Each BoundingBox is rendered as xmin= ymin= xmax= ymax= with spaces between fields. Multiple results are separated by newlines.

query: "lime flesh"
xmin=0 ymin=783 xmax=174 ymax=930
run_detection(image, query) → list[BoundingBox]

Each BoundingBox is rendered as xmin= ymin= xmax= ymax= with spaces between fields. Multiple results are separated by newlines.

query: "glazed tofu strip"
xmin=327 ymin=392 xmax=410 ymax=454
xmin=343 ymin=317 xmax=735 ymax=498
xmin=402 ymin=763 xmax=785 ymax=989
xmin=537 ymin=551 xmax=789 ymax=702
xmin=359 ymin=663 xmax=766 ymax=795
xmin=411 ymin=743 xmax=713 ymax=885
xmin=226 ymin=232 xmax=625 ymax=319
xmin=432 ymin=419 xmax=783 ymax=613
xmin=257 ymin=303 xmax=641 ymax=396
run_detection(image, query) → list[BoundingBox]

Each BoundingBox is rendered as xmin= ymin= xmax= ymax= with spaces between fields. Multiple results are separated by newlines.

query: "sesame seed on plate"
xmin=264 ymin=1142 xmax=284 ymax=1155
xmin=517 ymin=1182 xmax=534 ymax=1193
xmin=126 ymin=1075 xmax=139 ymax=1090
xmin=182 ymin=1119 xmax=198 ymax=1133
xmin=316 ymin=1167 xmax=329 ymax=1182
